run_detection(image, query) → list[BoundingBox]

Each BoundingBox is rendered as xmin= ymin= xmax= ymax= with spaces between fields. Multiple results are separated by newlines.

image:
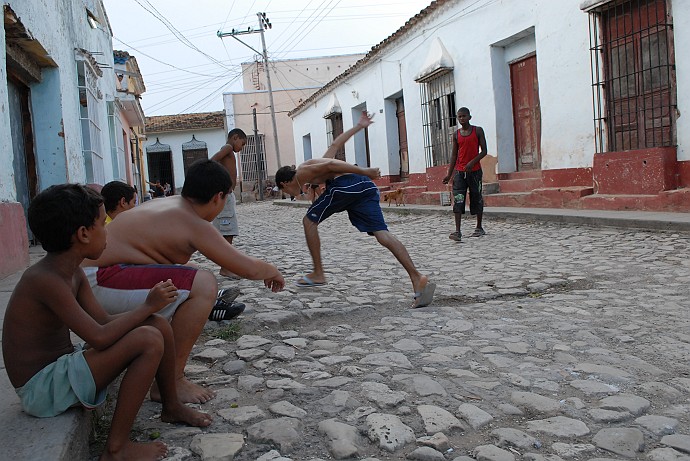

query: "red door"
xmin=510 ymin=54 xmax=541 ymax=171
xmin=396 ymin=98 xmax=409 ymax=179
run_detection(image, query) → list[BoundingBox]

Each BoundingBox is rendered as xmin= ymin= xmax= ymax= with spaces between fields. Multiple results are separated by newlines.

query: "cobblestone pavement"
xmin=98 ymin=201 xmax=690 ymax=460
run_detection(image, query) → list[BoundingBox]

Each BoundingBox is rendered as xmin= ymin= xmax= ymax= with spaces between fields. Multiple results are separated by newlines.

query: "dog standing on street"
xmin=383 ymin=188 xmax=405 ymax=207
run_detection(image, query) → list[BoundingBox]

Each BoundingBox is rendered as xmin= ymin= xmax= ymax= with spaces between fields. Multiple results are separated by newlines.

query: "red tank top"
xmin=454 ymin=126 xmax=481 ymax=172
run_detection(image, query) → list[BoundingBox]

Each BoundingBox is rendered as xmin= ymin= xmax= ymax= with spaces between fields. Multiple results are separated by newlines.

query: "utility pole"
xmin=257 ymin=12 xmax=281 ymax=169
xmin=217 ymin=12 xmax=282 ymax=173
xmin=253 ymin=108 xmax=264 ymax=201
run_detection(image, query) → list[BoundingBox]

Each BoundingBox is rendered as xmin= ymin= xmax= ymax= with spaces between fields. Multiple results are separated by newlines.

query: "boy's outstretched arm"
xmin=322 ymin=111 xmax=373 ymax=159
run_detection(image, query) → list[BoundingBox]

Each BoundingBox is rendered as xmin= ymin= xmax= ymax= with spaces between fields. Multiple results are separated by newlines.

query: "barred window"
xmin=420 ymin=72 xmax=456 ymax=167
xmin=587 ymin=0 xmax=676 ymax=153
xmin=77 ymin=59 xmax=104 ymax=184
xmin=240 ymin=134 xmax=267 ymax=183
xmin=107 ymin=101 xmax=126 ymax=181
xmin=325 ymin=113 xmax=345 ymax=161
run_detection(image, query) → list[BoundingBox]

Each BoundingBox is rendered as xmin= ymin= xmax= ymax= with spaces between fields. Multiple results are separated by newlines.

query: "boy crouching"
xmin=1 ymin=184 xmax=211 ymax=461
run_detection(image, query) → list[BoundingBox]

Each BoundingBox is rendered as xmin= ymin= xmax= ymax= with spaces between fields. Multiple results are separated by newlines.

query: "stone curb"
xmin=273 ymin=200 xmax=690 ymax=232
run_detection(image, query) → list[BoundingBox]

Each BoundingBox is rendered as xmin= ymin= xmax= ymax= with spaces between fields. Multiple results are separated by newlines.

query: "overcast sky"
xmin=102 ymin=0 xmax=433 ymax=116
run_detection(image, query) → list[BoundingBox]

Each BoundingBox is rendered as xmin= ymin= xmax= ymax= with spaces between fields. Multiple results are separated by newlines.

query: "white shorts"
xmin=83 ymin=264 xmax=196 ymax=320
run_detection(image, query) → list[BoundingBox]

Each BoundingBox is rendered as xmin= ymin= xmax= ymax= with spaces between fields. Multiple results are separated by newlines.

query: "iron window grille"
xmin=587 ymin=0 xmax=676 ymax=153
xmin=107 ymin=101 xmax=126 ymax=182
xmin=420 ymin=71 xmax=456 ymax=167
xmin=77 ymin=59 xmax=105 ymax=184
xmin=240 ymin=133 xmax=267 ymax=183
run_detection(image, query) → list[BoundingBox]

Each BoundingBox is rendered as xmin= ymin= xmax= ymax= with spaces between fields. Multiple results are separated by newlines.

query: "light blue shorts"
xmin=16 ymin=345 xmax=106 ymax=418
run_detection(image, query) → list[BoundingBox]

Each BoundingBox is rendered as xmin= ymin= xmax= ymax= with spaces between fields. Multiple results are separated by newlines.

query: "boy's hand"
xmin=357 ymin=111 xmax=374 ymax=129
xmin=364 ymin=167 xmax=381 ymax=180
xmin=442 ymin=174 xmax=452 ymax=184
xmin=264 ymin=273 xmax=285 ymax=293
xmin=145 ymin=279 xmax=179 ymax=312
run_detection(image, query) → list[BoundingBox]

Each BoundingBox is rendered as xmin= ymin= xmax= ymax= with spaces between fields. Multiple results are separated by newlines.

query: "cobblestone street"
xmin=117 ymin=201 xmax=690 ymax=460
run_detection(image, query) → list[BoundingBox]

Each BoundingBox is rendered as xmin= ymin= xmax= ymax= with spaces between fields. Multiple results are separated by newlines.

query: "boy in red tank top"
xmin=442 ymin=107 xmax=488 ymax=241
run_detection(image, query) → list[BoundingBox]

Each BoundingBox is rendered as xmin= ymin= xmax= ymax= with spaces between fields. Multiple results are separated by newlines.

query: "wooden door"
xmin=396 ymin=98 xmax=409 ymax=179
xmin=510 ymin=54 xmax=541 ymax=171
xmin=8 ymin=76 xmax=37 ymax=239
xmin=603 ymin=0 xmax=673 ymax=150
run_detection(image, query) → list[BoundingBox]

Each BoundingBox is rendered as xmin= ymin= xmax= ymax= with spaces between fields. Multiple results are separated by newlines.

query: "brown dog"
xmin=383 ymin=188 xmax=405 ymax=207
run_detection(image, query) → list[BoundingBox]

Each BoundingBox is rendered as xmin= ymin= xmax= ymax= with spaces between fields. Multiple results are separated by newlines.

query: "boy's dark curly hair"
xmin=275 ymin=166 xmax=297 ymax=189
xmin=28 ymin=184 xmax=103 ymax=252
xmin=101 ymin=181 xmax=135 ymax=212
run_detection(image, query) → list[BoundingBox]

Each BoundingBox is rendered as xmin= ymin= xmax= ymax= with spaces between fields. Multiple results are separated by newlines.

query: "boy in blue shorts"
xmin=275 ymin=112 xmax=435 ymax=308
xmin=2 ymin=184 xmax=211 ymax=461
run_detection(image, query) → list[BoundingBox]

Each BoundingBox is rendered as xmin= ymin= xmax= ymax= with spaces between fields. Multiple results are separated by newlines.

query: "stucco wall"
xmin=292 ymin=0 xmax=686 ymax=175
xmin=143 ymin=128 xmax=227 ymax=190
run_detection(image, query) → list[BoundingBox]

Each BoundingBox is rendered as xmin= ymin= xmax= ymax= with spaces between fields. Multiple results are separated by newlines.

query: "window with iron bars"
xmin=325 ymin=113 xmax=345 ymax=161
xmin=587 ymin=0 xmax=676 ymax=153
xmin=77 ymin=60 xmax=105 ymax=184
xmin=240 ymin=134 xmax=267 ymax=183
xmin=420 ymin=72 xmax=456 ymax=167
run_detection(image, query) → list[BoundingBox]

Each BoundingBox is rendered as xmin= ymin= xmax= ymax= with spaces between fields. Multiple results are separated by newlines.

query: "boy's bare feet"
xmin=150 ymin=377 xmax=215 ymax=404
xmin=100 ymin=440 xmax=167 ymax=461
xmin=161 ymin=402 xmax=213 ymax=427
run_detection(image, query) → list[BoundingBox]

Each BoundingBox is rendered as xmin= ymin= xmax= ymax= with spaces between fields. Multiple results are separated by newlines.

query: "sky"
xmin=102 ymin=0 xmax=434 ymax=116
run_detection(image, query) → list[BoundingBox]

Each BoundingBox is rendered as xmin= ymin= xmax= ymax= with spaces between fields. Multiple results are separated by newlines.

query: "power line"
xmin=132 ymin=0 xmax=234 ymax=71
xmin=113 ymin=36 xmax=228 ymax=78
xmin=274 ymin=0 xmax=344 ymax=59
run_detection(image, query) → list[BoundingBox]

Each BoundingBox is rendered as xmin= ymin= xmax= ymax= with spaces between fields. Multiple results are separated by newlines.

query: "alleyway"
xmin=97 ymin=201 xmax=690 ymax=460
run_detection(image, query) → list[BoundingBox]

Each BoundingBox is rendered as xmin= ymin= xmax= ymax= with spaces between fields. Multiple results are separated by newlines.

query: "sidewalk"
xmin=274 ymin=199 xmax=690 ymax=232
xmin=0 ymin=204 xmax=688 ymax=460
xmin=0 ymin=247 xmax=91 ymax=461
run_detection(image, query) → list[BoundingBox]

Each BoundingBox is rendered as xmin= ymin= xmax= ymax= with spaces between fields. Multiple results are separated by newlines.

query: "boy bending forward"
xmin=2 ymin=184 xmax=211 ymax=461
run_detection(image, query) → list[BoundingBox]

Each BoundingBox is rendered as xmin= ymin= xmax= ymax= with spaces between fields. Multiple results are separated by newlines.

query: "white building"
xmin=289 ymin=0 xmax=690 ymax=211
xmin=143 ymin=112 xmax=227 ymax=195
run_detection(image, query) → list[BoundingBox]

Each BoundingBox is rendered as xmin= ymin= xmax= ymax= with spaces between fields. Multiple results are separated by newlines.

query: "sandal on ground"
xmin=469 ymin=228 xmax=486 ymax=237
xmin=295 ymin=275 xmax=327 ymax=288
xmin=209 ymin=300 xmax=245 ymax=321
xmin=413 ymin=282 xmax=436 ymax=308
xmin=449 ymin=231 xmax=462 ymax=242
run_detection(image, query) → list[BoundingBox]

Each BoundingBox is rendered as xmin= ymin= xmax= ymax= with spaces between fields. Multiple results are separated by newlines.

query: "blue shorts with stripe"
xmin=305 ymin=174 xmax=388 ymax=234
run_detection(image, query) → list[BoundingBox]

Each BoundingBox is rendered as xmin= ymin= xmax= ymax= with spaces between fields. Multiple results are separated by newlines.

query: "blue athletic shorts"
xmin=305 ymin=174 xmax=388 ymax=234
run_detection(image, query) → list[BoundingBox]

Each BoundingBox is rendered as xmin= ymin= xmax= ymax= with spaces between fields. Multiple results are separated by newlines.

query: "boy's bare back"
xmin=2 ymin=260 xmax=79 ymax=388
xmin=84 ymin=195 xmax=205 ymax=267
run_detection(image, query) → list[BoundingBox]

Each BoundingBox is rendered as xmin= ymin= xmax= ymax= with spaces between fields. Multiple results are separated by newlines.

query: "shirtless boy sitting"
xmin=275 ymin=111 xmax=435 ymax=308
xmin=2 ymin=184 xmax=211 ymax=461
xmin=83 ymin=159 xmax=285 ymax=403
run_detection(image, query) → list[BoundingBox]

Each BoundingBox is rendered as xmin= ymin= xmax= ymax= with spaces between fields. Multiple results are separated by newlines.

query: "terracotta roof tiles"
xmin=145 ymin=111 xmax=225 ymax=133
